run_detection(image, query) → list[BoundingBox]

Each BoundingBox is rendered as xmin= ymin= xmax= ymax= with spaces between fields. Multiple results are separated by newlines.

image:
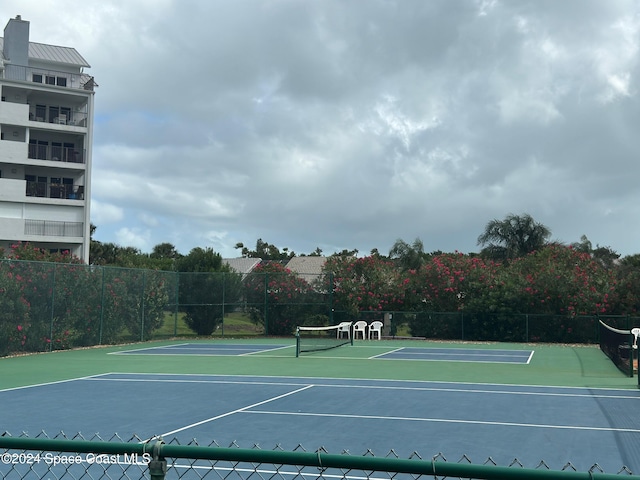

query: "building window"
xmin=35 ymin=104 xmax=46 ymax=122
xmin=56 ymin=77 xmax=67 ymax=87
xmin=64 ymin=142 xmax=75 ymax=162
xmin=49 ymin=106 xmax=59 ymax=123
xmin=32 ymin=73 xmax=43 ymax=83
xmin=50 ymin=177 xmax=62 ymax=198
xmin=25 ymin=174 xmax=46 ymax=197
xmin=63 ymin=178 xmax=73 ymax=198
xmin=51 ymin=142 xmax=62 ymax=161
xmin=45 ymin=75 xmax=56 ymax=85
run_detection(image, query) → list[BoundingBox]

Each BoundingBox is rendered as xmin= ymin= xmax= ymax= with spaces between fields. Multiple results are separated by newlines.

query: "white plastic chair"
xmin=337 ymin=321 xmax=352 ymax=339
xmin=353 ymin=320 xmax=367 ymax=340
xmin=632 ymin=328 xmax=640 ymax=349
xmin=368 ymin=321 xmax=383 ymax=340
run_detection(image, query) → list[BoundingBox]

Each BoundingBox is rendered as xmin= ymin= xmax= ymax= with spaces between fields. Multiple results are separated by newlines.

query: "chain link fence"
xmin=0 ymin=431 xmax=636 ymax=480
xmin=2 ymin=259 xmax=639 ymax=356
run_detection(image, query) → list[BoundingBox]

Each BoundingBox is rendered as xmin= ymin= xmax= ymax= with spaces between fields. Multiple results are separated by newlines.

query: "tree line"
xmin=81 ymin=212 xmax=624 ymax=269
xmin=1 ymin=212 xmax=639 ymax=349
xmin=82 ymin=212 xmax=640 ymax=322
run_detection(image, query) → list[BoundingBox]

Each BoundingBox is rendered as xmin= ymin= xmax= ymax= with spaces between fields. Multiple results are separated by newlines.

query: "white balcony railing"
xmin=24 ymin=219 xmax=84 ymax=237
xmin=3 ymin=64 xmax=97 ymax=91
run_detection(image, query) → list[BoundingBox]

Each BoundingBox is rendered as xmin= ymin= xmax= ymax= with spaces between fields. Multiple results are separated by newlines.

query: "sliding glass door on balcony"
xmin=25 ymin=175 xmax=47 ymax=197
xmin=29 ymin=140 xmax=79 ymax=162
xmin=28 ymin=140 xmax=48 ymax=160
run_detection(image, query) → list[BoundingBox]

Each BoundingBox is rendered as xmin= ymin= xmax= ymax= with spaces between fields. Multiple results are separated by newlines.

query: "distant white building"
xmin=0 ymin=15 xmax=96 ymax=262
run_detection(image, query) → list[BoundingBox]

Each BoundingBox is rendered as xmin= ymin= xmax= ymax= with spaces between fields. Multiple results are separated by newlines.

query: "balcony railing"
xmin=28 ymin=144 xmax=85 ymax=164
xmin=24 ymin=219 xmax=84 ymax=237
xmin=3 ymin=64 xmax=97 ymax=91
xmin=30 ymin=110 xmax=88 ymax=127
xmin=26 ymin=181 xmax=84 ymax=200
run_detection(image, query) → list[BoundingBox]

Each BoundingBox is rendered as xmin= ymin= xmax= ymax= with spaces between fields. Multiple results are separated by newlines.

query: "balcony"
xmin=28 ymin=144 xmax=85 ymax=164
xmin=3 ymin=64 xmax=97 ymax=91
xmin=0 ymin=98 xmax=88 ymax=127
xmin=24 ymin=219 xmax=84 ymax=237
xmin=29 ymin=106 xmax=88 ymax=127
xmin=26 ymin=181 xmax=84 ymax=200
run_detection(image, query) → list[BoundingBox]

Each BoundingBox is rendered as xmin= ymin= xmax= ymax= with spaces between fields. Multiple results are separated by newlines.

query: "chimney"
xmin=3 ymin=15 xmax=30 ymax=66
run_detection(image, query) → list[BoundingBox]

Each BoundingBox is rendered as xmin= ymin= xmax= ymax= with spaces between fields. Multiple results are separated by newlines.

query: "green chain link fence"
xmin=2 ymin=258 xmax=639 ymax=356
xmin=0 ymin=432 xmax=636 ymax=480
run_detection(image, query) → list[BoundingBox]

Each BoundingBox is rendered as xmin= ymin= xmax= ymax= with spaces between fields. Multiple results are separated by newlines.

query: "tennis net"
xmin=296 ymin=323 xmax=353 ymax=357
xmin=598 ymin=319 xmax=636 ymax=377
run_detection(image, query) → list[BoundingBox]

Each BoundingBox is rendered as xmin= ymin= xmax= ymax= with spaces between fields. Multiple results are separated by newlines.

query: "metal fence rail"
xmin=0 ymin=433 xmax=636 ymax=480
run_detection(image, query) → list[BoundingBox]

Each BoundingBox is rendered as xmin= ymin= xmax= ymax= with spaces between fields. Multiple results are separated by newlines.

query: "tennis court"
xmin=1 ymin=336 xmax=640 ymax=475
xmin=110 ymin=343 xmax=534 ymax=364
xmin=110 ymin=343 xmax=293 ymax=356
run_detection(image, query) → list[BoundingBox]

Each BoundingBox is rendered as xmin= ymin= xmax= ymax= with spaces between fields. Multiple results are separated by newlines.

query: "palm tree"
xmin=571 ymin=235 xmax=619 ymax=269
xmin=150 ymin=242 xmax=181 ymax=260
xmin=477 ymin=213 xmax=551 ymax=261
xmin=389 ymin=238 xmax=426 ymax=271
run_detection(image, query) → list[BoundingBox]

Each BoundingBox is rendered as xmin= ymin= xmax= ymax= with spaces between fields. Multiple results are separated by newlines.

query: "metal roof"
xmin=285 ymin=256 xmax=327 ymax=283
xmin=223 ymin=258 xmax=263 ymax=277
xmin=0 ymin=38 xmax=90 ymax=67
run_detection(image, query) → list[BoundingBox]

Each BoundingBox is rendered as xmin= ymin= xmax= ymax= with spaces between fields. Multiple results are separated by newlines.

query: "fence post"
xmin=48 ymin=264 xmax=56 ymax=352
xmin=99 ymin=266 xmax=106 ymax=344
xmin=173 ymin=272 xmax=179 ymax=337
xmin=147 ymin=438 xmax=167 ymax=480
xmin=264 ymin=273 xmax=269 ymax=335
xmin=140 ymin=270 xmax=147 ymax=342
xmin=221 ymin=272 xmax=226 ymax=337
xmin=329 ymin=273 xmax=334 ymax=324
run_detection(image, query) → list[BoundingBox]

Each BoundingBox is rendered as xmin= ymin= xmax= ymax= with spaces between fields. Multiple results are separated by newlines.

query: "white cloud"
xmin=115 ymin=227 xmax=151 ymax=252
xmin=90 ymin=200 xmax=123 ymax=226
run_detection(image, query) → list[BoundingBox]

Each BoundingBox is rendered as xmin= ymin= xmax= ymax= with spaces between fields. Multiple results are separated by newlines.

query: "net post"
xmin=628 ymin=332 xmax=635 ymax=378
xmin=633 ymin=327 xmax=640 ymax=388
xmin=295 ymin=327 xmax=300 ymax=358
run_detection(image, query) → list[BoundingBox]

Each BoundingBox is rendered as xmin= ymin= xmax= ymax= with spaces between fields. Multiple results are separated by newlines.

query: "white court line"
xmin=369 ymin=347 xmax=403 ymax=359
xmin=386 ymin=349 xmax=527 ymax=357
xmin=370 ymin=356 xmax=530 ymax=364
xmin=158 ymin=385 xmax=314 ymax=438
xmin=85 ymin=374 xmax=640 ymax=400
xmin=110 ymin=344 xmax=294 ymax=356
xmin=368 ymin=347 xmax=533 ymax=363
xmin=109 ymin=343 xmax=192 ymax=355
xmin=241 ymin=345 xmax=295 ymax=356
xmin=526 ymin=351 xmax=535 ymax=364
xmin=244 ymin=410 xmax=640 ymax=434
xmin=0 ymin=375 xmax=99 ymax=393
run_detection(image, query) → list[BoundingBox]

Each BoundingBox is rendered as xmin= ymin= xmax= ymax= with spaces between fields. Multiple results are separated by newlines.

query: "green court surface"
xmin=0 ymin=338 xmax=636 ymax=391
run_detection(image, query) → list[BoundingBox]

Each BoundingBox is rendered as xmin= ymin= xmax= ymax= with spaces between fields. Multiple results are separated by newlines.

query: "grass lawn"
xmin=156 ymin=311 xmax=263 ymax=338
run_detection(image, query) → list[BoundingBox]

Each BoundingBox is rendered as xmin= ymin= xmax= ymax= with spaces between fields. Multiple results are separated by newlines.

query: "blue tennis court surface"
xmin=1 ymin=372 xmax=639 ymax=472
xmin=374 ymin=347 xmax=534 ymax=364
xmin=110 ymin=343 xmax=293 ymax=356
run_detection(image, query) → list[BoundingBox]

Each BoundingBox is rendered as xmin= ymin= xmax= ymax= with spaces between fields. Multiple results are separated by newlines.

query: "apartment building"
xmin=0 ymin=15 xmax=95 ymax=262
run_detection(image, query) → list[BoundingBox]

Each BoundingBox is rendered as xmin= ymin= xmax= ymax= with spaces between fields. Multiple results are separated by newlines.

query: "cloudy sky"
xmin=3 ymin=1 xmax=640 ymax=258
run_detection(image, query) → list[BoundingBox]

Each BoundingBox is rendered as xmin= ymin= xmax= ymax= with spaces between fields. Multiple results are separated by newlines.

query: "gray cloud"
xmin=4 ymin=0 xmax=640 ymax=257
